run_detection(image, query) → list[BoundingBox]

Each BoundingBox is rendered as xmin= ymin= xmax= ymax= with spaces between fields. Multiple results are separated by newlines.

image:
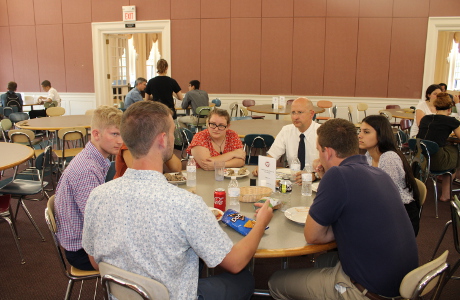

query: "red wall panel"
xmin=201 ymin=19 xmax=231 ymax=94
xmin=359 ymin=0 xmax=393 ymax=17
xmin=0 ymin=27 xmax=14 ymax=87
xmin=231 ymin=0 xmax=261 ymax=18
xmin=393 ymin=0 xmax=429 ymax=18
xmin=262 ymin=0 xmax=293 ymax=17
xmin=327 ymin=0 xmax=359 ymax=17
xmin=429 ymin=0 xmax=460 ymax=16
xmin=92 ymin=0 xmax=130 ymax=23
xmin=0 ymin=0 xmax=9 ymax=27
xmin=294 ymin=0 xmax=327 ymax=17
xmin=323 ymin=18 xmax=358 ymax=96
xmin=201 ymin=0 xmax=230 ymax=19
xmin=62 ymin=0 xmax=91 ymax=24
xmin=63 ymin=23 xmax=94 ymax=92
xmin=230 ymin=18 xmax=261 ymax=94
xmin=7 ymin=0 xmax=35 ymax=26
xmin=171 ymin=0 xmax=199 ymax=19
xmin=34 ymin=0 xmax=62 ymax=24
xmin=292 ymin=18 xmax=326 ymax=96
xmin=131 ymin=0 xmax=171 ymax=20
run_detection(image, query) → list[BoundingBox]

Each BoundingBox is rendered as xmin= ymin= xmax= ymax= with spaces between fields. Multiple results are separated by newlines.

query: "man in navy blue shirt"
xmin=269 ymin=118 xmax=418 ymax=300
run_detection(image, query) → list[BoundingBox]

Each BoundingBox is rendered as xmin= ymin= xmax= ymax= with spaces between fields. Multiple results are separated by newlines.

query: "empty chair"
xmin=386 ymin=105 xmax=401 ymax=109
xmin=53 ymin=127 xmax=87 ymax=172
xmin=229 ymin=102 xmax=239 ymax=118
xmin=46 ymin=106 xmax=65 ymax=117
xmin=0 ymin=195 xmax=25 ymax=264
xmin=356 ymin=103 xmax=368 ymax=122
xmin=100 ymin=262 xmax=169 ymax=300
xmin=415 ymin=178 xmax=427 ymax=219
xmin=194 ymin=106 xmax=211 ymax=132
xmin=180 ymin=128 xmax=195 ymax=160
xmin=286 ymin=99 xmax=295 ymax=106
xmin=239 ymin=106 xmax=249 ymax=117
xmin=242 ymin=99 xmax=264 ymax=119
xmin=85 ymin=109 xmax=96 ymax=116
xmin=1 ymin=118 xmax=13 ymax=141
xmin=45 ymin=195 xmax=100 ymax=300
xmin=211 ymin=98 xmax=221 ymax=107
xmin=399 ymin=250 xmax=450 ymax=299
xmin=8 ymin=129 xmax=45 ymax=162
xmin=316 ymin=100 xmax=333 ymax=123
xmin=243 ymin=134 xmax=275 ymax=165
xmin=230 ymin=116 xmax=252 ymax=121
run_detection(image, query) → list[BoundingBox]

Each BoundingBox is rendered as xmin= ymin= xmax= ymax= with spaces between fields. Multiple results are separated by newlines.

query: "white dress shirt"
xmin=268 ymin=122 xmax=321 ymax=167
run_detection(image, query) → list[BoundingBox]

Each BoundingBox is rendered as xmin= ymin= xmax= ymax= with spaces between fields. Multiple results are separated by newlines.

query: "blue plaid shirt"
xmin=55 ymin=142 xmax=110 ymax=251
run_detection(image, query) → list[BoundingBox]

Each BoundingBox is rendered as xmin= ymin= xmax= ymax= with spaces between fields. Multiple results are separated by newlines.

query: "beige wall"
xmin=1 ymin=0 xmax=459 ymax=98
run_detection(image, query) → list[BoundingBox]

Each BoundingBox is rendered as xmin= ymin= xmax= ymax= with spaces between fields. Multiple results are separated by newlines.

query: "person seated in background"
xmin=409 ymin=84 xmax=440 ymax=137
xmin=124 ymin=77 xmax=147 ymax=109
xmin=269 ymin=118 xmax=418 ymax=300
xmin=186 ymin=109 xmax=245 ymax=170
xmin=54 ymin=105 xmax=123 ymax=271
xmin=439 ymin=82 xmax=454 ymax=101
xmin=359 ymin=115 xmax=421 ymax=236
xmin=113 ymin=142 xmax=182 ymax=179
xmin=30 ymin=80 xmax=62 ymax=118
xmin=417 ymin=92 xmax=460 ymax=202
xmin=252 ymin=97 xmax=320 ymax=183
xmin=82 ymin=101 xmax=273 ymax=299
xmin=178 ymin=80 xmax=209 ymax=128
xmin=0 ymin=81 xmax=23 ymax=112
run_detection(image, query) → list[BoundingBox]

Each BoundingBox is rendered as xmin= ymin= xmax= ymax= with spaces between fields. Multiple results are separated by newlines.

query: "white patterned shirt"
xmin=365 ymin=151 xmax=414 ymax=204
xmin=82 ymin=169 xmax=233 ymax=300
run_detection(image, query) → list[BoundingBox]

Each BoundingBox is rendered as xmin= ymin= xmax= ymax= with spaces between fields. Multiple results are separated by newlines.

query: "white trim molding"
xmin=423 ymin=17 xmax=460 ymax=95
xmin=91 ymin=20 xmax=171 ymax=107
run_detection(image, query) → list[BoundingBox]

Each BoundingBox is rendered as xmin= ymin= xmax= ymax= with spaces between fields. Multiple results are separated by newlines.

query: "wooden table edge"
xmin=15 ymin=123 xmax=91 ymax=131
xmin=254 ymin=241 xmax=337 ymax=258
xmin=0 ymin=145 xmax=34 ymax=171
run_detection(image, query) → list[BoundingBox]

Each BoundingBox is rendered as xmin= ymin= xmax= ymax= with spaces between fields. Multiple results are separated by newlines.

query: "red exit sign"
xmin=122 ymin=6 xmax=136 ymax=22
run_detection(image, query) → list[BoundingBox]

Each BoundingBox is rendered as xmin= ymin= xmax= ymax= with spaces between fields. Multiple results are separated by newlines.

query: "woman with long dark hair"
xmin=359 ymin=115 xmax=420 ymax=236
xmin=409 ymin=84 xmax=441 ymax=137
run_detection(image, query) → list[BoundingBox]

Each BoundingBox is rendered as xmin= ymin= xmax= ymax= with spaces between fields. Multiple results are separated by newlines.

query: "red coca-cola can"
xmin=214 ymin=188 xmax=226 ymax=211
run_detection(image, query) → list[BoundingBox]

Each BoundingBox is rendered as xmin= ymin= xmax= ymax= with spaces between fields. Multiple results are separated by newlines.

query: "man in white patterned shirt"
xmin=54 ymin=105 xmax=123 ymax=271
xmin=82 ymin=101 xmax=273 ymax=299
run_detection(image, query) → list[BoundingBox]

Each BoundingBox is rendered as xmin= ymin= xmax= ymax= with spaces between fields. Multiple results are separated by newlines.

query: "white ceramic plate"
xmin=166 ymin=172 xmax=187 ymax=185
xmin=284 ymin=207 xmax=310 ymax=224
xmin=209 ymin=207 xmax=224 ymax=221
xmin=224 ymin=168 xmax=250 ymax=178
xmin=276 ymin=168 xmax=291 ymax=179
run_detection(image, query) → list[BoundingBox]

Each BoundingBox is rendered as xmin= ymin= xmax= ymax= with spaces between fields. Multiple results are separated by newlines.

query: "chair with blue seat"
xmin=231 ymin=116 xmax=252 ymax=121
xmin=105 ymin=161 xmax=116 ymax=182
xmin=3 ymin=106 xmax=19 ymax=118
xmin=194 ymin=106 xmax=211 ymax=132
xmin=243 ymin=134 xmax=275 ymax=165
xmin=409 ymin=138 xmax=455 ymax=218
xmin=8 ymin=112 xmax=29 ymax=125
xmin=211 ymin=98 xmax=221 ymax=108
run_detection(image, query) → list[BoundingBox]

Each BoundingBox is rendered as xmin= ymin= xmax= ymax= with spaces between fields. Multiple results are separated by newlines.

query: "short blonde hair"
xmin=91 ymin=105 xmax=123 ymax=131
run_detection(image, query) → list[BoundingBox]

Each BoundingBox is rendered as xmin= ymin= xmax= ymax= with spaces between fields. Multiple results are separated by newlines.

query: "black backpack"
xmin=6 ymin=92 xmax=22 ymax=112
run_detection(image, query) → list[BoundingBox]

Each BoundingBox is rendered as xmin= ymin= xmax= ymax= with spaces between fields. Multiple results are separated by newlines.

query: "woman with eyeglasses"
xmin=187 ymin=109 xmax=246 ymax=170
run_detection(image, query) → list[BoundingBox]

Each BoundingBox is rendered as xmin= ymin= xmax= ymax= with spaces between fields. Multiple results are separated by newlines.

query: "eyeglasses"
xmin=208 ymin=122 xmax=227 ymax=130
xmin=291 ymin=110 xmax=313 ymax=116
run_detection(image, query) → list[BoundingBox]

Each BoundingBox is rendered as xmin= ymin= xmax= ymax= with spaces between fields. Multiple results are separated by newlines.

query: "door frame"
xmin=423 ymin=17 xmax=460 ymax=96
xmin=92 ymin=20 xmax=171 ymax=107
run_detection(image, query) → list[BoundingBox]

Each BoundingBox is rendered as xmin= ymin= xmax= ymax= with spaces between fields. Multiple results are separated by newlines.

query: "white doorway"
xmin=92 ymin=20 xmax=171 ymax=107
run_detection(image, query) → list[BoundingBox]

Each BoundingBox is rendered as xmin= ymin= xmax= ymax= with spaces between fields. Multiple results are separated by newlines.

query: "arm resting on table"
xmin=191 ymin=146 xmax=245 ymax=170
xmin=304 ymin=214 xmax=335 ymax=244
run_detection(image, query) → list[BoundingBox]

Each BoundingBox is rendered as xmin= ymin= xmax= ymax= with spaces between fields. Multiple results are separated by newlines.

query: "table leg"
xmin=276 ymin=114 xmax=279 ymax=120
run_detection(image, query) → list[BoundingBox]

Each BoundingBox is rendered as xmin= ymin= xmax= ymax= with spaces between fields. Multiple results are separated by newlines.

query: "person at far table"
xmin=186 ymin=109 xmax=245 ymax=170
xmin=417 ymin=92 xmax=460 ymax=202
xmin=82 ymin=101 xmax=273 ymax=300
xmin=409 ymin=84 xmax=440 ymax=138
xmin=54 ymin=105 xmax=123 ymax=271
xmin=269 ymin=118 xmax=418 ymax=300
xmin=124 ymin=77 xmax=147 ymax=109
xmin=178 ymin=80 xmax=209 ymax=128
xmin=30 ymin=80 xmax=62 ymax=118
xmin=144 ymin=58 xmax=183 ymax=119
xmin=439 ymin=82 xmax=454 ymax=102
xmin=113 ymin=142 xmax=182 ymax=179
xmin=1 ymin=81 xmax=23 ymax=112
xmin=252 ymin=97 xmax=320 ymax=183
xmin=359 ymin=115 xmax=421 ymax=236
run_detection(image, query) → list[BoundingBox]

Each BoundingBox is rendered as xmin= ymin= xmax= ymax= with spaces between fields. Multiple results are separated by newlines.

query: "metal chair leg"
xmin=19 ymin=199 xmax=45 ymax=241
xmin=3 ymin=214 xmax=25 ymax=264
xmin=431 ymin=220 xmax=452 ymax=261
xmin=64 ymin=279 xmax=75 ymax=300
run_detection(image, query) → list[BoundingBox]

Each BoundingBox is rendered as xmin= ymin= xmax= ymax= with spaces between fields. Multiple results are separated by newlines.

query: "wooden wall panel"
xmin=7 ymin=0 xmax=35 ymax=26
xmin=201 ymin=0 xmax=230 ymax=18
xmin=262 ymin=0 xmax=293 ymax=17
xmin=0 ymin=0 xmax=9 ymax=27
xmin=34 ymin=0 xmax=62 ymax=24
xmin=36 ymin=24 xmax=66 ymax=92
xmin=393 ymin=0 xmax=429 ymax=17
xmin=0 ymin=27 xmax=14 ymax=86
xmin=429 ymin=0 xmax=460 ymax=16
xmin=230 ymin=18 xmax=261 ymax=94
xmin=292 ymin=18 xmax=325 ymax=96
xmin=231 ymin=0 xmax=261 ymax=18
xmin=171 ymin=0 xmax=199 ymax=19
xmin=260 ymin=18 xmax=293 ymax=95
xmin=359 ymin=0 xmax=393 ymax=17
xmin=294 ymin=0 xmax=326 ymax=17
xmin=9 ymin=26 xmax=40 ymax=91
xmin=388 ymin=18 xmax=427 ymax=99
xmin=92 ymin=0 xmax=130 ymax=22
xmin=171 ymin=19 xmax=201 ymax=91
xmin=201 ymin=19 xmax=231 ymax=93
xmin=327 ymin=0 xmax=359 ymax=17
xmin=323 ymin=18 xmax=358 ymax=96
xmin=131 ymin=0 xmax=171 ymax=20
xmin=63 ymin=23 xmax=94 ymax=92
xmin=62 ymin=0 xmax=91 ymax=23
xmin=355 ymin=18 xmax=392 ymax=97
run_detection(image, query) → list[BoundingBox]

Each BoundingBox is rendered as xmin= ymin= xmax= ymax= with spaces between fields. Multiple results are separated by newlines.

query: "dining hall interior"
xmin=1 ymin=0 xmax=460 ymax=299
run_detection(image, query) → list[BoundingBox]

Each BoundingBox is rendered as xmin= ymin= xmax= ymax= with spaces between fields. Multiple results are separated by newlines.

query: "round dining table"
xmin=0 ymin=142 xmax=34 ymax=171
xmin=15 ymin=115 xmax=92 ymax=131
xmin=379 ymin=108 xmax=414 ymax=120
xmin=176 ymin=166 xmax=336 ymax=258
xmin=230 ymin=119 xmax=292 ymax=138
xmin=247 ymin=104 xmax=325 ymax=120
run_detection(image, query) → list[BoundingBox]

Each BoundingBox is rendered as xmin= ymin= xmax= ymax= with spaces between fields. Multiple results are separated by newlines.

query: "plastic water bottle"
xmin=227 ymin=176 xmax=241 ymax=211
xmin=186 ymin=156 xmax=196 ymax=187
xmin=290 ymin=157 xmax=301 ymax=181
xmin=302 ymin=164 xmax=313 ymax=196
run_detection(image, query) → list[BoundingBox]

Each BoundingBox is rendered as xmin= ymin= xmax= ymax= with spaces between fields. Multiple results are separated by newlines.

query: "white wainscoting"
xmin=23 ymin=92 xmax=422 ymax=123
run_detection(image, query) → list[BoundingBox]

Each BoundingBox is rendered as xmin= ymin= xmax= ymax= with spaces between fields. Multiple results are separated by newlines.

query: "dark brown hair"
xmin=317 ymin=118 xmax=359 ymax=158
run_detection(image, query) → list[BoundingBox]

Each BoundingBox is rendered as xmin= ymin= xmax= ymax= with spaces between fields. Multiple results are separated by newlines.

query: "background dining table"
xmin=15 ymin=115 xmax=92 ymax=131
xmin=230 ymin=119 xmax=291 ymax=138
xmin=247 ymin=104 xmax=325 ymax=120
xmin=380 ymin=108 xmax=414 ymax=120
xmin=0 ymin=143 xmax=34 ymax=171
